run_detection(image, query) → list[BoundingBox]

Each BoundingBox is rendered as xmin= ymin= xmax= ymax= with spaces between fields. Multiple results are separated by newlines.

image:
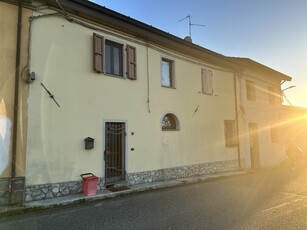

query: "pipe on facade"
xmin=233 ymin=73 xmax=242 ymax=170
xmin=146 ymin=42 xmax=151 ymax=113
xmin=9 ymin=0 xmax=23 ymax=204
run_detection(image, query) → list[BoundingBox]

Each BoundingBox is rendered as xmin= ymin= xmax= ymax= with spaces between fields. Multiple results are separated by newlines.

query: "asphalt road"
xmin=0 ymin=165 xmax=306 ymax=230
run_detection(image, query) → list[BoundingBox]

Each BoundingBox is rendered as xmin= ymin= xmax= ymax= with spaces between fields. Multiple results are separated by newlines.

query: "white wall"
xmin=237 ymin=73 xmax=285 ymax=168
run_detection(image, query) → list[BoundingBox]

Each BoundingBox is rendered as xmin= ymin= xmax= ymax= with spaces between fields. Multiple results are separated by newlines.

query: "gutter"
xmin=45 ymin=0 xmax=241 ymax=72
xmin=233 ymin=73 xmax=242 ymax=170
xmin=9 ymin=0 xmax=23 ymax=204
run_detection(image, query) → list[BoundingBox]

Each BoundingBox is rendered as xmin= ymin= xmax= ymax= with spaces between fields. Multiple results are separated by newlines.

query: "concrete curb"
xmin=0 ymin=170 xmax=247 ymax=217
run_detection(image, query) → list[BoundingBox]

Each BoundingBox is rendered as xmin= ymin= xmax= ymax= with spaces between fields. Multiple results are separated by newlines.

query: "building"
xmin=0 ymin=0 xmax=292 ymax=205
xmin=0 ymin=0 xmax=31 ymax=205
xmin=282 ymin=105 xmax=307 ymax=152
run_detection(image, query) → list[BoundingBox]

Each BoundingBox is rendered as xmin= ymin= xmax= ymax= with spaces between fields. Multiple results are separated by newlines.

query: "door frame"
xmin=248 ymin=123 xmax=260 ymax=169
xmin=102 ymin=119 xmax=128 ymax=183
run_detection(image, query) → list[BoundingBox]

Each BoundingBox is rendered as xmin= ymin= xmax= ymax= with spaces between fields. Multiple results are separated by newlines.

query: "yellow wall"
xmin=0 ymin=2 xmax=31 ymax=178
xmin=26 ymin=13 xmax=238 ymax=185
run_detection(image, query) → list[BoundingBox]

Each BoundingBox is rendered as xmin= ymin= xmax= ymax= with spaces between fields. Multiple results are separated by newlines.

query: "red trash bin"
xmin=80 ymin=173 xmax=98 ymax=196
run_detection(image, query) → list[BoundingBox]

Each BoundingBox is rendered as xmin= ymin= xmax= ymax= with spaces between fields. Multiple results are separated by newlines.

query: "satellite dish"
xmin=184 ymin=36 xmax=192 ymax=43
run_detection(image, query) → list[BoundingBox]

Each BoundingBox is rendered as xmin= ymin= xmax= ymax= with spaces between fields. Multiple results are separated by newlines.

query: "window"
xmin=161 ymin=113 xmax=179 ymax=131
xmin=161 ymin=58 xmax=174 ymax=88
xmin=224 ymin=120 xmax=237 ymax=147
xmin=268 ymin=86 xmax=276 ymax=105
xmin=201 ymin=68 xmax=213 ymax=95
xmin=105 ymin=40 xmax=123 ymax=76
xmin=93 ymin=33 xmax=137 ymax=79
xmin=271 ymin=126 xmax=278 ymax=143
xmin=246 ymin=80 xmax=256 ymax=101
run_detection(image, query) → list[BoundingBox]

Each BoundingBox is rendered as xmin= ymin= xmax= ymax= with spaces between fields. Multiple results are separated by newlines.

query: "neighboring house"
xmin=228 ymin=58 xmax=291 ymax=169
xmin=282 ymin=105 xmax=307 ymax=152
xmin=0 ymin=0 xmax=292 ymax=205
xmin=0 ymin=0 xmax=31 ymax=205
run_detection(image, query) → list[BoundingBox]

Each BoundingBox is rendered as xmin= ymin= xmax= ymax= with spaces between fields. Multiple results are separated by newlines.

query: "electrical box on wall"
xmin=84 ymin=137 xmax=94 ymax=150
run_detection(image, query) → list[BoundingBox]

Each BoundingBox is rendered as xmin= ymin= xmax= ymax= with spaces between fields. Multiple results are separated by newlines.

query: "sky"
xmin=91 ymin=0 xmax=307 ymax=107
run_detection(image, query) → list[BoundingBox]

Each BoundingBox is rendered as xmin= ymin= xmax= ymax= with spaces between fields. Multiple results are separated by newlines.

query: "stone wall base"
xmin=25 ymin=160 xmax=238 ymax=202
xmin=127 ymin=160 xmax=238 ymax=185
xmin=25 ymin=178 xmax=105 ymax=202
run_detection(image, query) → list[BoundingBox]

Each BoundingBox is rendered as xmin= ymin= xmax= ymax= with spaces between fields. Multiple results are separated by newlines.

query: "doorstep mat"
xmin=106 ymin=185 xmax=130 ymax=192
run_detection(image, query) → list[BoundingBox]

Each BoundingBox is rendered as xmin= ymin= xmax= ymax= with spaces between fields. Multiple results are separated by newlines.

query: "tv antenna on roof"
xmin=178 ymin=15 xmax=206 ymax=39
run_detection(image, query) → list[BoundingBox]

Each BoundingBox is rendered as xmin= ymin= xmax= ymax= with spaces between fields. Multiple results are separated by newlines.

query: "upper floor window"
xmin=246 ymin=80 xmax=256 ymax=101
xmin=268 ymin=86 xmax=276 ymax=105
xmin=201 ymin=68 xmax=213 ymax=95
xmin=93 ymin=33 xmax=137 ymax=79
xmin=105 ymin=40 xmax=123 ymax=77
xmin=161 ymin=113 xmax=179 ymax=131
xmin=161 ymin=58 xmax=175 ymax=88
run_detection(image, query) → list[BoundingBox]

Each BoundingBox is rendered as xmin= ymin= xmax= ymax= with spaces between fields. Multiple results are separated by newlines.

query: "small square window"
xmin=105 ymin=40 xmax=123 ymax=77
xmin=161 ymin=58 xmax=174 ymax=88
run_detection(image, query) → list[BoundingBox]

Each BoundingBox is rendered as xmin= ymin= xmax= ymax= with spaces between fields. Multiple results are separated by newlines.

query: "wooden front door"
xmin=104 ymin=122 xmax=126 ymax=184
xmin=249 ymin=123 xmax=260 ymax=169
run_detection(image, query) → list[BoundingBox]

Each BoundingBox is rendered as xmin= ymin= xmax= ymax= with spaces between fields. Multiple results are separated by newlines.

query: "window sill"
xmin=162 ymin=85 xmax=176 ymax=89
xmin=162 ymin=129 xmax=180 ymax=131
xmin=105 ymin=73 xmax=125 ymax=79
xmin=201 ymin=91 xmax=213 ymax=96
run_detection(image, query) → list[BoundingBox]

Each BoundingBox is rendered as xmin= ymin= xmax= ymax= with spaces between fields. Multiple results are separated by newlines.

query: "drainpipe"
xmin=234 ymin=73 xmax=242 ymax=170
xmin=9 ymin=0 xmax=23 ymax=204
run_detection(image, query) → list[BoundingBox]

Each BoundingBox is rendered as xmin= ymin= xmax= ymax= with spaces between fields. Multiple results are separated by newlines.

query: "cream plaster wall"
xmin=26 ymin=13 xmax=239 ymax=185
xmin=0 ymin=2 xmax=31 ymax=178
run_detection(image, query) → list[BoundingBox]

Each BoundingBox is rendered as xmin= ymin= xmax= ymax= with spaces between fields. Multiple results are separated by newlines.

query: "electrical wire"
xmin=282 ymin=92 xmax=293 ymax=106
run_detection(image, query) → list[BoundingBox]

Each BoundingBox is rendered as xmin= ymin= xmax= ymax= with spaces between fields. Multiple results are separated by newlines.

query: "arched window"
xmin=161 ymin=113 xmax=179 ymax=131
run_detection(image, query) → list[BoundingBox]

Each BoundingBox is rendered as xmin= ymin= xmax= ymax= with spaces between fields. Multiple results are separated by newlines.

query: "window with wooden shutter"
xmin=105 ymin=40 xmax=123 ymax=77
xmin=93 ymin=33 xmax=104 ymax=73
xmin=126 ymin=45 xmax=137 ymax=80
xmin=246 ymin=80 xmax=256 ymax=101
xmin=201 ymin=68 xmax=213 ymax=95
xmin=224 ymin=120 xmax=238 ymax=147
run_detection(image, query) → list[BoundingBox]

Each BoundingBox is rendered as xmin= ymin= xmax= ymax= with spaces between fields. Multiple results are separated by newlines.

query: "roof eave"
xmin=43 ymin=0 xmax=241 ymax=71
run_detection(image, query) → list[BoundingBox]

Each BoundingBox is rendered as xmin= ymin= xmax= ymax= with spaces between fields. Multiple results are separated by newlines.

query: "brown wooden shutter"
xmin=224 ymin=120 xmax=238 ymax=147
xmin=126 ymin=45 xmax=137 ymax=80
xmin=201 ymin=69 xmax=213 ymax=95
xmin=93 ymin=33 xmax=104 ymax=73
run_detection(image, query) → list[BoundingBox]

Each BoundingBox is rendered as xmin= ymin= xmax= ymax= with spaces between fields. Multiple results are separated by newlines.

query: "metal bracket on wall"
xmin=41 ymin=83 xmax=61 ymax=107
